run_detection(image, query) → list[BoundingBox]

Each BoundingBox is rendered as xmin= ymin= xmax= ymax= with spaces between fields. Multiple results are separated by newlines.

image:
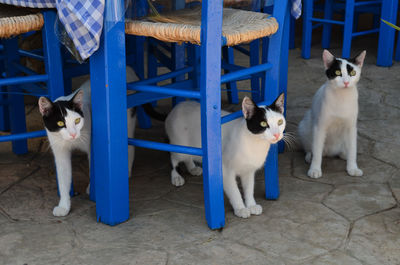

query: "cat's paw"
xmin=347 ymin=167 xmax=363 ymax=177
xmin=249 ymin=204 xmax=263 ymax=215
xmin=171 ymin=171 xmax=185 ymax=187
xmin=234 ymin=208 xmax=251 ymax=219
xmin=305 ymin=152 xmax=312 ymax=164
xmin=53 ymin=206 xmax=70 ymax=217
xmin=307 ymin=168 xmax=322 ymax=179
xmin=189 ymin=166 xmax=202 ymax=176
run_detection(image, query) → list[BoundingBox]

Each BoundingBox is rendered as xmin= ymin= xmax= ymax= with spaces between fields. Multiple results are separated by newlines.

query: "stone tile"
xmin=389 ymin=169 xmax=400 ymax=202
xmin=0 ymin=162 xmax=38 ymax=193
xmin=168 ymin=240 xmax=284 ymax=265
xmin=323 ymin=183 xmax=396 ymax=221
xmin=303 ymin=250 xmax=363 ymax=265
xmin=0 ymin=221 xmax=76 ymax=265
xmin=346 ymin=208 xmax=400 ymax=265
xmin=293 ymin=152 xmax=396 ymax=185
xmin=222 ymin=201 xmax=349 ymax=263
xmin=358 ymin=120 xmax=400 ymax=145
xmin=370 ymin=141 xmax=400 ymax=169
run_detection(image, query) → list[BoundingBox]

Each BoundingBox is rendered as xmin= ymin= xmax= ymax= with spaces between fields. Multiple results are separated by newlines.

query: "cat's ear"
xmin=352 ymin=50 xmax=366 ymax=68
xmin=242 ymin=96 xmax=257 ymax=119
xmin=38 ymin=97 xmax=53 ymax=116
xmin=322 ymin=50 xmax=335 ymax=69
xmin=273 ymin=93 xmax=285 ymax=114
xmin=71 ymin=90 xmax=84 ymax=110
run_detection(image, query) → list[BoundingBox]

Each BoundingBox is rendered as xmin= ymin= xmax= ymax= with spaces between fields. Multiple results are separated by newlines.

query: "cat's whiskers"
xmin=283 ymin=132 xmax=297 ymax=151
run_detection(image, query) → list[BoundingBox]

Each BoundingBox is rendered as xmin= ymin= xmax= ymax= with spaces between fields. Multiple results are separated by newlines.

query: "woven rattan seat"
xmin=0 ymin=4 xmax=43 ymax=38
xmin=125 ymin=7 xmax=278 ymax=46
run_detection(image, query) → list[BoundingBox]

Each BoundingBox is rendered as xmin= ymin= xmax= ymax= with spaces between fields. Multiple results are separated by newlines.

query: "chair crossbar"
xmin=309 ymin=18 xmax=345 ymax=25
xmin=232 ymin=45 xmax=251 ymax=56
xmin=128 ymin=138 xmax=203 ymax=156
xmin=18 ymin=49 xmax=44 ymax=61
xmin=12 ymin=61 xmax=39 ymax=76
xmin=352 ymin=28 xmax=379 ymax=37
xmin=221 ymin=62 xmax=272 ymax=84
xmin=355 ymin=1 xmax=382 ymax=7
xmin=128 ymin=83 xmax=201 ymax=99
xmin=0 ymin=74 xmax=48 ymax=86
xmin=0 ymin=130 xmax=46 ymax=142
xmin=129 ymin=66 xmax=193 ymax=86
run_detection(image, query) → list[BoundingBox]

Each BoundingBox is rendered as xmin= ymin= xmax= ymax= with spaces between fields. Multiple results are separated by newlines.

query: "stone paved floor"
xmin=0 ymin=36 xmax=399 ymax=264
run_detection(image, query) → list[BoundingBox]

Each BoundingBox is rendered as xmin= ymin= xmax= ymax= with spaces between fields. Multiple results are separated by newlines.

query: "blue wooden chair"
xmin=0 ymin=5 xmax=64 ymax=153
xmin=121 ymin=0 xmax=291 ymax=229
xmin=302 ymin=0 xmax=383 ymax=59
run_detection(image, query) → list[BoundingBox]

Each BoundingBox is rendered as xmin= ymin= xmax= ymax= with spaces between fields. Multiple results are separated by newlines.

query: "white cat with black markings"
xmin=298 ymin=50 xmax=366 ymax=179
xmin=38 ymin=69 xmax=137 ymax=217
xmin=165 ymin=94 xmax=286 ymax=218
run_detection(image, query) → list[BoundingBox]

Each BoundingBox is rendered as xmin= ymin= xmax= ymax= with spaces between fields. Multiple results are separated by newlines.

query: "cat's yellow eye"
xmin=75 ymin=118 xmax=81 ymax=124
xmin=350 ymin=70 xmax=356 ymax=76
xmin=57 ymin=121 xmax=65 ymax=127
xmin=278 ymin=119 xmax=284 ymax=126
xmin=335 ymin=70 xmax=341 ymax=76
xmin=260 ymin=121 xmax=268 ymax=127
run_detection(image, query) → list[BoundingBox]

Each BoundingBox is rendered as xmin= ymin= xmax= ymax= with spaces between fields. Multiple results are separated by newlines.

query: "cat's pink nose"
xmin=274 ymin=133 xmax=280 ymax=140
xmin=70 ymin=133 xmax=76 ymax=139
xmin=344 ymin=81 xmax=349 ymax=87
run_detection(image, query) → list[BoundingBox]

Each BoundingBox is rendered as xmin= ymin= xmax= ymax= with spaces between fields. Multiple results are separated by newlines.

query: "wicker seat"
xmin=0 ymin=4 xmax=43 ymax=38
xmin=125 ymin=7 xmax=278 ymax=46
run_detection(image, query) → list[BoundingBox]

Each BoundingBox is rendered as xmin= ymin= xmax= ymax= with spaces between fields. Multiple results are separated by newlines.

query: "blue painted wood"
xmin=3 ymin=38 xmax=28 ymax=155
xmin=0 ymin=55 xmax=10 ymax=132
xmin=342 ymin=0 xmax=355 ymax=59
xmin=128 ymin=138 xmax=203 ymax=156
xmin=42 ymin=11 xmax=64 ymax=101
xmin=171 ymin=43 xmax=186 ymax=106
xmin=322 ymin=0 xmax=333 ymax=49
xmin=289 ymin=16 xmax=295 ymax=49
xmin=136 ymin=106 xmax=152 ymax=129
xmin=89 ymin=0 xmax=129 ymax=225
xmin=200 ymin=0 xmax=225 ymax=229
xmin=377 ymin=0 xmax=398 ymax=66
xmin=222 ymin=47 xmax=239 ymax=104
xmin=395 ymin=33 xmax=400 ymax=61
xmin=301 ymin=0 xmax=313 ymax=59
xmin=250 ymin=40 xmax=261 ymax=102
xmin=0 ymin=130 xmax=46 ymax=142
xmin=278 ymin=7 xmax=290 ymax=154
xmin=264 ymin=0 xmax=290 ymax=200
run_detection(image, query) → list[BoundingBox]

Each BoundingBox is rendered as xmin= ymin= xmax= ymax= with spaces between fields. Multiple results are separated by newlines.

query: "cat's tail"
xmin=142 ymin=103 xmax=167 ymax=122
xmin=282 ymin=131 xmax=303 ymax=152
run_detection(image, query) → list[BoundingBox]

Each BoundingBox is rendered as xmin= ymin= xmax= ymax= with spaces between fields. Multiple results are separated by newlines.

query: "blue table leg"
xmin=377 ymin=0 xmax=398 ymax=66
xmin=89 ymin=0 xmax=129 ymax=225
xmin=200 ymin=0 xmax=225 ymax=229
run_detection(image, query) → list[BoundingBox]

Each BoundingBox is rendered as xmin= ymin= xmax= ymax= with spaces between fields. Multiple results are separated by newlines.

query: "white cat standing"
xmin=39 ymin=69 xmax=137 ymax=217
xmin=166 ymin=95 xmax=286 ymax=218
xmin=298 ymin=50 xmax=366 ymax=179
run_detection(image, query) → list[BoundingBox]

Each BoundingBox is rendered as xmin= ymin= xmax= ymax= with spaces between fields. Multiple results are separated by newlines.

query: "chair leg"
xmin=342 ymin=0 xmax=355 ymax=59
xmin=250 ymin=40 xmax=261 ymax=102
xmin=0 ymin=58 xmax=10 ymax=131
xmin=301 ymin=0 xmax=313 ymax=59
xmin=395 ymin=33 xmax=400 ymax=61
xmin=377 ymin=0 xmax=398 ymax=66
xmin=322 ymin=0 xmax=334 ymax=49
xmin=200 ymin=0 xmax=225 ymax=230
xmin=172 ymin=43 xmax=187 ymax=105
xmin=222 ymin=47 xmax=239 ymax=104
xmin=3 ymin=38 xmax=28 ymax=155
xmin=289 ymin=16 xmax=296 ymax=50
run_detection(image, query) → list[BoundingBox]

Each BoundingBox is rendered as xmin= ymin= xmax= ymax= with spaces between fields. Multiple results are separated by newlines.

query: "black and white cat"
xmin=165 ymin=94 xmax=286 ymax=218
xmin=298 ymin=50 xmax=366 ymax=179
xmin=38 ymin=69 xmax=137 ymax=217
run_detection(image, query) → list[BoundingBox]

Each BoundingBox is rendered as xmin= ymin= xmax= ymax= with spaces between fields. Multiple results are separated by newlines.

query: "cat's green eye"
xmin=75 ymin=118 xmax=81 ymax=124
xmin=278 ymin=119 xmax=284 ymax=126
xmin=335 ymin=70 xmax=341 ymax=76
xmin=350 ymin=70 xmax=356 ymax=76
xmin=57 ymin=121 xmax=65 ymax=127
xmin=260 ymin=121 xmax=268 ymax=127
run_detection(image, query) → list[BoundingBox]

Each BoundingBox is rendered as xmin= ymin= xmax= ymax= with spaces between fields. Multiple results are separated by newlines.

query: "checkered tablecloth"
xmin=0 ymin=0 xmax=301 ymax=60
xmin=0 ymin=0 xmax=104 ymax=60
